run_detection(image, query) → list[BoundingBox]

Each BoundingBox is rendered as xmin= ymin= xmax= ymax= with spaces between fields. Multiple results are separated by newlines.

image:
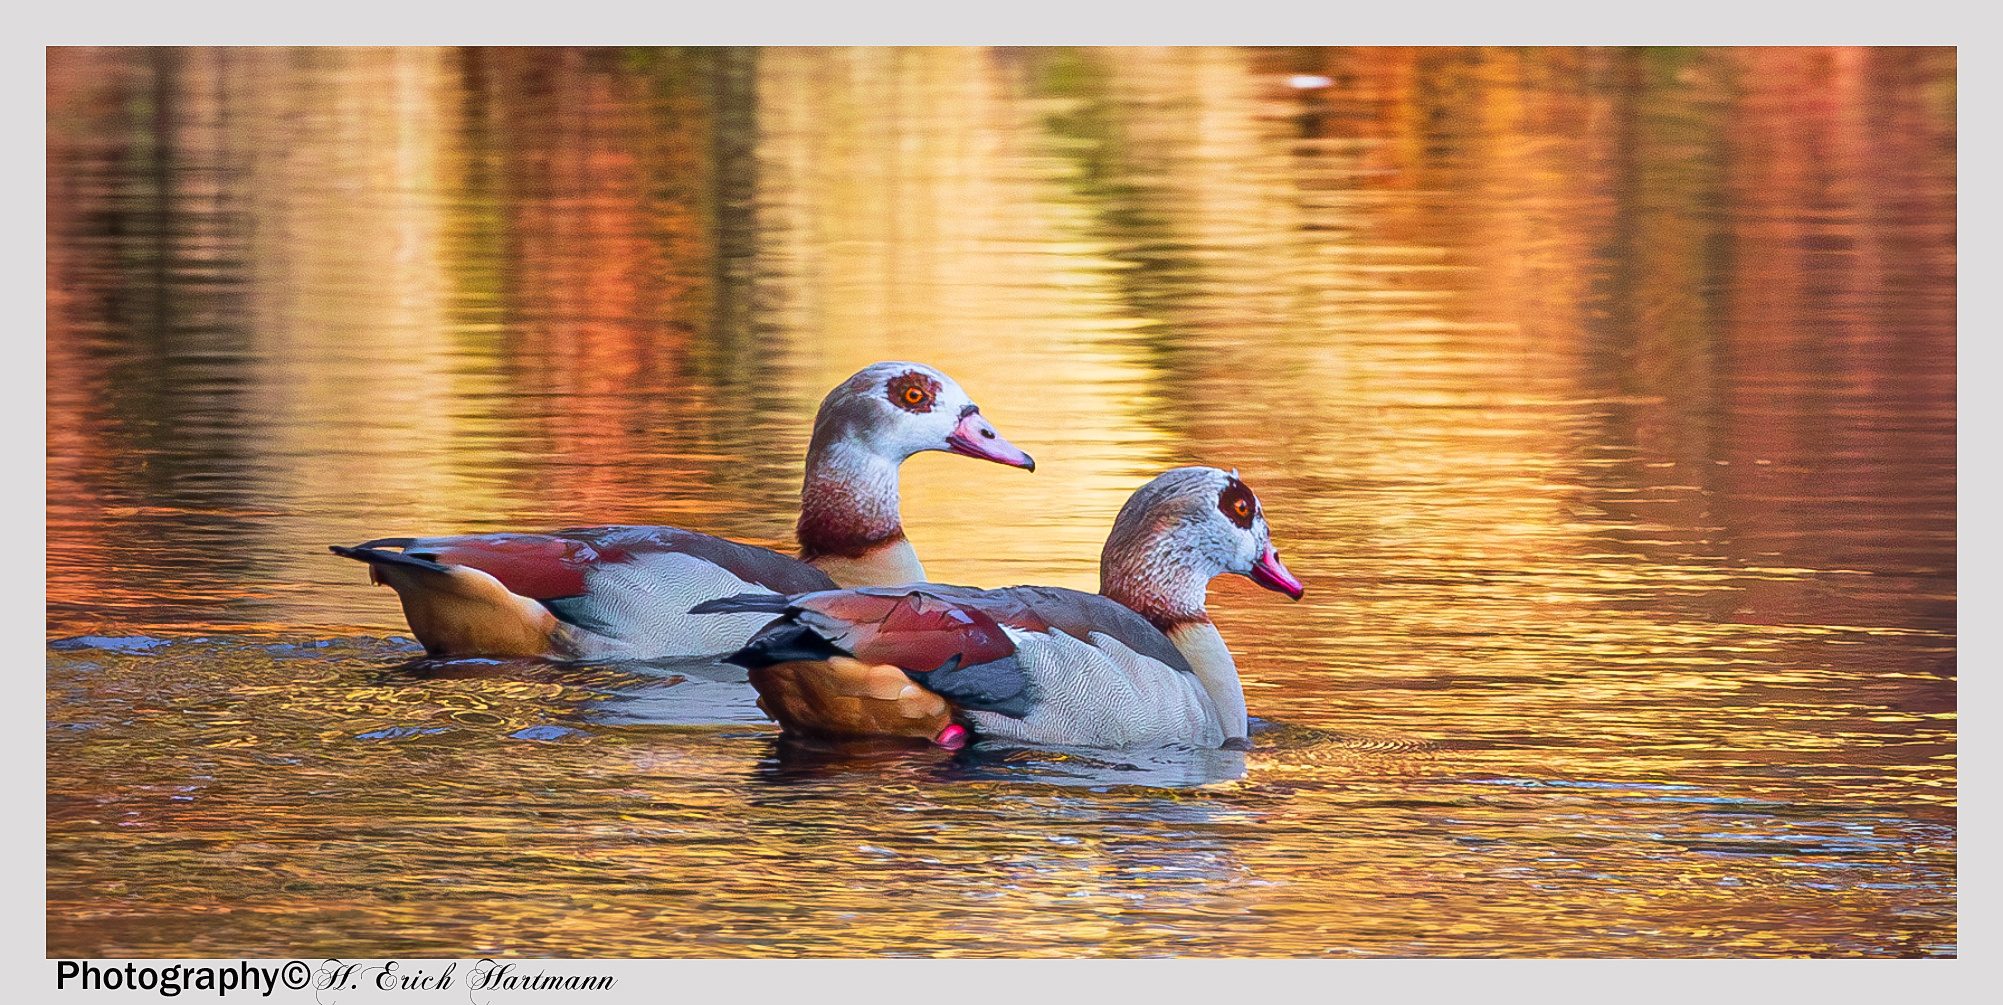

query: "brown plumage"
xmin=749 ymin=657 xmax=952 ymax=744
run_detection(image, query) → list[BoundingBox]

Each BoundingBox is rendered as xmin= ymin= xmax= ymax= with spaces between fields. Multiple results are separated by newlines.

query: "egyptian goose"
xmin=707 ymin=466 xmax=1303 ymax=750
xmin=331 ymin=362 xmax=1034 ymax=660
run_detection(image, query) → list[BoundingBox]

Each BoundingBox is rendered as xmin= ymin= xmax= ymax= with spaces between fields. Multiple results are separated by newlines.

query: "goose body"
xmin=332 ymin=363 xmax=1033 ymax=660
xmin=716 ymin=466 xmax=1303 ymax=749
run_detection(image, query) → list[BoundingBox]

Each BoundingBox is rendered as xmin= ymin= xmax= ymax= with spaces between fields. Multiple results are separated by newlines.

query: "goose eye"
xmin=1218 ymin=478 xmax=1260 ymax=529
xmin=886 ymin=372 xmax=940 ymax=413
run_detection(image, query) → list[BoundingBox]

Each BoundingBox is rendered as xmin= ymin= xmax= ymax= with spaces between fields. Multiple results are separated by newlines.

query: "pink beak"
xmin=1249 ymin=543 xmax=1304 ymax=600
xmin=945 ymin=411 xmax=1036 ymax=471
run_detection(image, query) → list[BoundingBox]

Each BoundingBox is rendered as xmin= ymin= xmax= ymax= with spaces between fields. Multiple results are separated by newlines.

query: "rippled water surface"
xmin=46 ymin=46 xmax=1955 ymax=957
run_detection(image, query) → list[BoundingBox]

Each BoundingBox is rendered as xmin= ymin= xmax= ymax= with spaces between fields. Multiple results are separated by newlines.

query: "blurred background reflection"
xmin=46 ymin=46 xmax=1954 ymax=958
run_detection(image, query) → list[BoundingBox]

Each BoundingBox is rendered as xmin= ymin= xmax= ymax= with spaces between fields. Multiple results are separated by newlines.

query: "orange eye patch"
xmin=886 ymin=371 xmax=941 ymax=413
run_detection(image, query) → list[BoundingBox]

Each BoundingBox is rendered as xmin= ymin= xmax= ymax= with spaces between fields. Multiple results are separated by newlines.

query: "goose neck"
xmin=1165 ymin=620 xmax=1248 ymax=742
xmin=1100 ymin=538 xmax=1214 ymax=633
xmin=798 ymin=443 xmax=905 ymax=563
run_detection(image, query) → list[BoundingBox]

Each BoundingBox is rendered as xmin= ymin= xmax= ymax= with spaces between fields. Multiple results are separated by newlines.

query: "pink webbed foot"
xmin=935 ymin=724 xmax=969 ymax=749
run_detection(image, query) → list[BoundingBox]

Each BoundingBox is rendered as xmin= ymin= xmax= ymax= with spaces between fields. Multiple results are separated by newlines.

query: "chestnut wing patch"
xmin=727 ymin=584 xmax=1193 ymax=725
xmin=792 ymin=584 xmax=1191 ymax=674
xmin=797 ymin=590 xmax=1016 ymax=670
xmin=411 ymin=526 xmax=834 ymax=613
xmin=413 ymin=534 xmax=602 ymax=600
xmin=790 ymin=589 xmax=1033 ymax=718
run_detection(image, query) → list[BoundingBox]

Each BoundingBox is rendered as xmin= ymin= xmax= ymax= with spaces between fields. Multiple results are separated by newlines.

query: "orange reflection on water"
xmin=47 ymin=47 xmax=1954 ymax=958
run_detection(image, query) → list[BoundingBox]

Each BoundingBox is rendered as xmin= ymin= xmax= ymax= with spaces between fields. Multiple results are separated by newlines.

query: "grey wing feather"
xmin=987 ymin=586 xmax=1195 ymax=674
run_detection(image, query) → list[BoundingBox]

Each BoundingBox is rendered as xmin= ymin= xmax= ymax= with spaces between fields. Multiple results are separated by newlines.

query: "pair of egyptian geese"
xmin=333 ymin=362 xmax=1304 ymax=751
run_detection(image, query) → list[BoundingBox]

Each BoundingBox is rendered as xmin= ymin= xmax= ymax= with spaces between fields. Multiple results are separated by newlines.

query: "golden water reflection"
xmin=47 ymin=46 xmax=1953 ymax=957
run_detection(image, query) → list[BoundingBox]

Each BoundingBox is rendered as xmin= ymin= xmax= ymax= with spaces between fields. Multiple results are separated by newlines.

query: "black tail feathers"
xmin=723 ymin=623 xmax=849 ymax=669
xmin=328 ymin=544 xmax=451 ymax=574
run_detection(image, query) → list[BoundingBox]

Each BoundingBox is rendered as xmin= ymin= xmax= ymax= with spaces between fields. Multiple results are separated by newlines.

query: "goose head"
xmin=1099 ymin=466 xmax=1304 ymax=630
xmin=806 ymin=362 xmax=1035 ymax=470
xmin=798 ymin=362 xmax=1034 ymax=573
